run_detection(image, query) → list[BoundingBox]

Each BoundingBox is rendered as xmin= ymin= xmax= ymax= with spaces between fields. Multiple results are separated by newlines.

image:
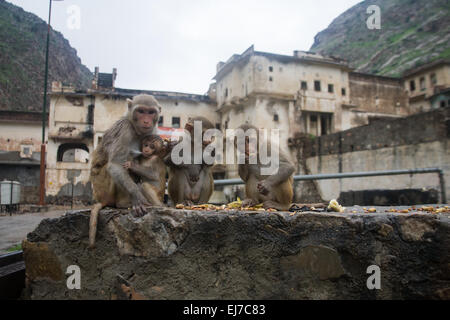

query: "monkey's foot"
xmin=132 ymin=205 xmax=147 ymax=217
xmin=263 ymin=200 xmax=290 ymax=211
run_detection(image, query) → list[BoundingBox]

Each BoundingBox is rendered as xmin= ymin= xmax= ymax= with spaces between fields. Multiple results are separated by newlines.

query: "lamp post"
xmin=39 ymin=0 xmax=63 ymax=206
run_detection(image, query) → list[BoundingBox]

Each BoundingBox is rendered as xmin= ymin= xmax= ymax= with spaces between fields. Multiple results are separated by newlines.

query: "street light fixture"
xmin=39 ymin=0 xmax=63 ymax=206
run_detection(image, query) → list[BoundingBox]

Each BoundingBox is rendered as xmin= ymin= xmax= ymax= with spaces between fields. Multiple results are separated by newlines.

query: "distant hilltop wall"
xmin=297 ymin=107 xmax=450 ymax=203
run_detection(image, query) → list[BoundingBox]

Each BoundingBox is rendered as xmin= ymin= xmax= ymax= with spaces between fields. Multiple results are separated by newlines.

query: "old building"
xmin=215 ymin=46 xmax=410 ymax=146
xmin=0 ymin=111 xmax=47 ymax=203
xmin=214 ymin=46 xmax=411 ymax=182
xmin=403 ymin=59 xmax=450 ymax=113
xmin=46 ymin=69 xmax=220 ymax=203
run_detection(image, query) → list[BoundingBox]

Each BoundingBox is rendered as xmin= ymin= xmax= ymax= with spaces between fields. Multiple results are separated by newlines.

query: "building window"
xmin=314 ymin=81 xmax=321 ymax=92
xmin=215 ymin=123 xmax=221 ymax=130
xmin=410 ymin=80 xmax=416 ymax=91
xmin=172 ymin=117 xmax=180 ymax=128
xmin=328 ymin=84 xmax=334 ymax=93
xmin=269 ymin=66 xmax=273 ymax=72
xmin=269 ymin=76 xmax=273 ymax=82
xmin=224 ymin=121 xmax=228 ymax=129
xmin=57 ymin=143 xmax=89 ymax=163
xmin=158 ymin=116 xmax=163 ymax=126
xmin=441 ymin=100 xmax=446 ymax=108
xmin=420 ymin=77 xmax=426 ymax=91
xmin=341 ymin=88 xmax=346 ymax=96
xmin=225 ymin=88 xmax=228 ymax=97
xmin=430 ymin=73 xmax=437 ymax=85
xmin=273 ymin=114 xmax=279 ymax=122
xmin=310 ymin=115 xmax=317 ymax=122
xmin=301 ymin=81 xmax=307 ymax=90
xmin=20 ymin=145 xmax=32 ymax=158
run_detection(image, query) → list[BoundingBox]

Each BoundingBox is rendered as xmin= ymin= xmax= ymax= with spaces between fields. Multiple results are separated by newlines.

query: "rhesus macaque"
xmin=123 ymin=134 xmax=167 ymax=206
xmin=237 ymin=123 xmax=295 ymax=211
xmin=89 ymin=94 xmax=161 ymax=248
xmin=166 ymin=116 xmax=215 ymax=206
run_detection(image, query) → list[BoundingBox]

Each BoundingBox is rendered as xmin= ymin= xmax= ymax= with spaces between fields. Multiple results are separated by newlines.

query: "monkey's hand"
xmin=123 ymin=161 xmax=133 ymax=170
xmin=131 ymin=192 xmax=149 ymax=217
xmin=241 ymin=198 xmax=257 ymax=208
xmin=257 ymin=181 xmax=270 ymax=196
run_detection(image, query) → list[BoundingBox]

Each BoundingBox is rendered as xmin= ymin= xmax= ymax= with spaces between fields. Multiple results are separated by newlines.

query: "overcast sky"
xmin=7 ymin=0 xmax=361 ymax=94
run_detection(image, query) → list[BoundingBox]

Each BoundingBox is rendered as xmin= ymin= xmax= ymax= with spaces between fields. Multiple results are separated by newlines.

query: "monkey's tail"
xmin=89 ymin=203 xmax=104 ymax=249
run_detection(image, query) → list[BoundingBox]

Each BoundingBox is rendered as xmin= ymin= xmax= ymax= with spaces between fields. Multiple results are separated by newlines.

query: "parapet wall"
xmin=300 ymin=107 xmax=450 ymax=202
xmin=22 ymin=207 xmax=450 ymax=300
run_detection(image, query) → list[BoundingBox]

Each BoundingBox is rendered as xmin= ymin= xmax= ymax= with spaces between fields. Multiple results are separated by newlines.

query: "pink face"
xmin=134 ymin=106 xmax=158 ymax=134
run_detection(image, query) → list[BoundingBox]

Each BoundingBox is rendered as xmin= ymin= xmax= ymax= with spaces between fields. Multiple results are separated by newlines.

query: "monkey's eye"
xmin=148 ymin=109 xmax=156 ymax=115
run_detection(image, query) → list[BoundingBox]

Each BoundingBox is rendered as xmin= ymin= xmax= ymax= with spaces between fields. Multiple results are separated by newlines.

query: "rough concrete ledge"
xmin=22 ymin=207 xmax=450 ymax=300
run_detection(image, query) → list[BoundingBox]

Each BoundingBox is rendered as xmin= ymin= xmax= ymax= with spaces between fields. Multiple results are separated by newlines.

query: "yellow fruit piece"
xmin=327 ymin=199 xmax=344 ymax=212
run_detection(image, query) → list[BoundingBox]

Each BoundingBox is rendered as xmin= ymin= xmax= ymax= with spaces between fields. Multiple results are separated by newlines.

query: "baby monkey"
xmin=123 ymin=134 xmax=168 ymax=206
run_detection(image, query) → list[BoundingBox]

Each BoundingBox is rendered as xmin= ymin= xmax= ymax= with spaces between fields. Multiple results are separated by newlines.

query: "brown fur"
xmin=129 ymin=135 xmax=167 ymax=206
xmin=167 ymin=117 xmax=215 ymax=206
xmin=88 ymin=94 xmax=161 ymax=248
xmin=237 ymin=123 xmax=294 ymax=211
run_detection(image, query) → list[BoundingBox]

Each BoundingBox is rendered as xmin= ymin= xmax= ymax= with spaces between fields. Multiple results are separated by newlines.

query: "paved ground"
xmin=0 ymin=210 xmax=67 ymax=254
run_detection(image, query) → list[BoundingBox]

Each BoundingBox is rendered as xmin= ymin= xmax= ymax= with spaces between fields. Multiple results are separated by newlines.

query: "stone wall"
xmin=348 ymin=72 xmax=408 ymax=116
xmin=22 ymin=207 xmax=450 ymax=300
xmin=299 ymin=107 xmax=450 ymax=203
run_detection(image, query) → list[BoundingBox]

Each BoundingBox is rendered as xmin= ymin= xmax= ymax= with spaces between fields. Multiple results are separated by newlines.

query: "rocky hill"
xmin=310 ymin=0 xmax=450 ymax=77
xmin=0 ymin=0 xmax=92 ymax=112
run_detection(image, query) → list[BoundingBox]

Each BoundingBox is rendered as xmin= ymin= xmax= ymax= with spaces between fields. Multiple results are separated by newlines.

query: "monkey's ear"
xmin=127 ymin=98 xmax=133 ymax=109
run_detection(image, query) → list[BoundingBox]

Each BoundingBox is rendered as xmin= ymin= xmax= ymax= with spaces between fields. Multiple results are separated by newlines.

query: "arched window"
xmin=57 ymin=143 xmax=89 ymax=163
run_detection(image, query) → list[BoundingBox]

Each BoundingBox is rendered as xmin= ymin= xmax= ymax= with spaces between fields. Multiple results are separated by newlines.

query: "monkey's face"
xmin=133 ymin=106 xmax=159 ymax=135
xmin=185 ymin=118 xmax=215 ymax=148
xmin=142 ymin=140 xmax=162 ymax=158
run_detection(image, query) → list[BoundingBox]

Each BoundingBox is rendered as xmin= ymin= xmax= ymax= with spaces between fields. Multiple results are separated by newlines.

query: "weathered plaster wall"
xmin=301 ymin=107 xmax=450 ymax=203
xmin=349 ymin=73 xmax=408 ymax=116
xmin=0 ymin=122 xmax=43 ymax=152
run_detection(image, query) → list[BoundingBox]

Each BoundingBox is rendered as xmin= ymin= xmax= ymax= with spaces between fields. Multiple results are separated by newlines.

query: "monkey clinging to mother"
xmin=89 ymin=94 xmax=162 ymax=221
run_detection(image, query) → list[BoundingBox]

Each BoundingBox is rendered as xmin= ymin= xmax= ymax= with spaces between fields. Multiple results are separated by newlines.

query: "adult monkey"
xmin=89 ymin=94 xmax=161 ymax=248
xmin=237 ymin=123 xmax=295 ymax=211
xmin=166 ymin=116 xmax=215 ymax=206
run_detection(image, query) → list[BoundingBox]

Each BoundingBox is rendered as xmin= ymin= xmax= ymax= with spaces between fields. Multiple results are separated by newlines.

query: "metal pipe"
xmin=214 ymin=167 xmax=446 ymax=203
